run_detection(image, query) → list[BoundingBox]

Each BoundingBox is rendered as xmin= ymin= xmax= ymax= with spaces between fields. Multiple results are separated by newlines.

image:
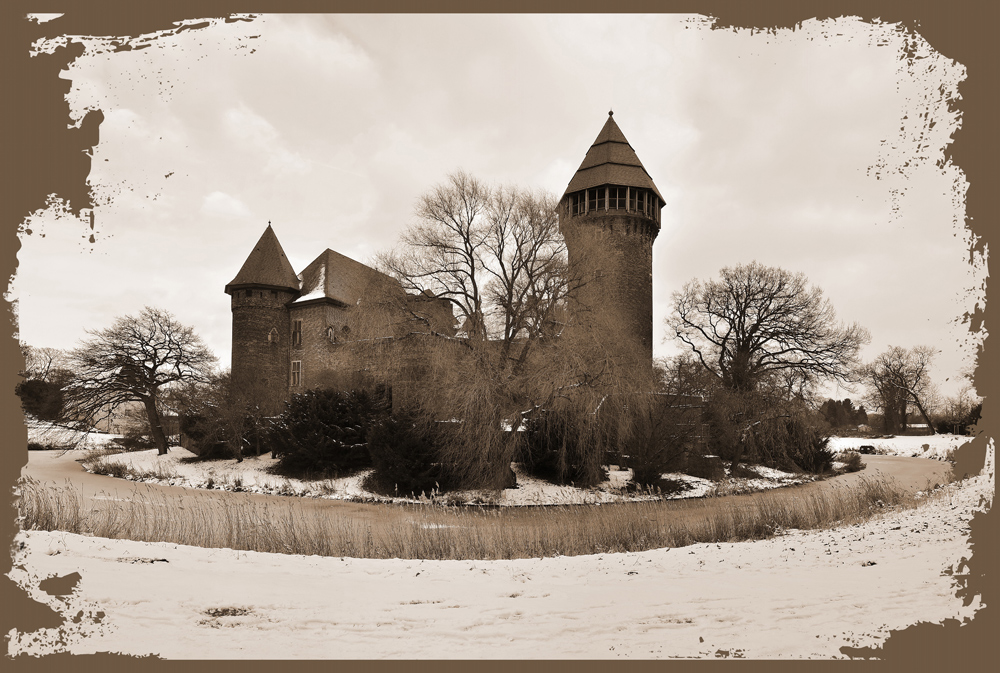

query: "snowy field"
xmin=9 ymin=444 xmax=992 ymax=659
xmin=86 ymin=446 xmax=814 ymax=506
xmin=827 ymin=434 xmax=969 ymax=461
xmin=25 ymin=417 xmax=122 ymax=451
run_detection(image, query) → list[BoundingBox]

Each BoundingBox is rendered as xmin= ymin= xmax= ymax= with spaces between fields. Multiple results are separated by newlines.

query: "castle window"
xmin=629 ymin=188 xmax=636 ymax=212
xmin=268 ymin=327 xmax=279 ymax=343
xmin=636 ymin=190 xmax=646 ymax=215
xmin=291 ymin=319 xmax=302 ymax=347
xmin=290 ymin=361 xmax=301 ymax=387
xmin=271 ymin=290 xmax=278 ymax=298
xmin=326 ymin=326 xmax=336 ymax=342
xmin=610 ymin=186 xmax=626 ymax=210
xmin=246 ymin=289 xmax=253 ymax=298
xmin=597 ymin=188 xmax=606 ymax=211
xmin=572 ymin=193 xmax=583 ymax=215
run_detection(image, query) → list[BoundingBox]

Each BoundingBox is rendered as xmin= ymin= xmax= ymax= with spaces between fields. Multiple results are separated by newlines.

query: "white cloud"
xmin=201 ymin=191 xmax=252 ymax=218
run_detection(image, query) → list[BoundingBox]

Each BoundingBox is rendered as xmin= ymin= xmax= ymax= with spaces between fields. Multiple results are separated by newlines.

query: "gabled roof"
xmin=561 ymin=112 xmax=664 ymax=202
xmin=292 ymin=248 xmax=402 ymax=307
xmin=225 ymin=225 xmax=301 ymax=294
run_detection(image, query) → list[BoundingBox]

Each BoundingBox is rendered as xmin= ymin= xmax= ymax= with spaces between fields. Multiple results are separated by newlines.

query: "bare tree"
xmin=20 ymin=344 xmax=71 ymax=382
xmin=64 ymin=307 xmax=217 ymax=454
xmin=669 ymin=261 xmax=869 ymax=392
xmin=171 ymin=371 xmax=276 ymax=462
xmin=380 ymin=170 xmax=491 ymax=341
xmin=379 ymin=170 xmax=577 ymax=364
xmin=859 ymin=345 xmax=938 ymax=434
xmin=935 ymin=383 xmax=981 ymax=435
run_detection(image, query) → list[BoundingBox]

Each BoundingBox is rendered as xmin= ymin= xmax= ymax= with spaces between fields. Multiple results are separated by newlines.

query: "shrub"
xmin=112 ymin=428 xmax=156 ymax=452
xmin=837 ymin=451 xmax=864 ymax=473
xmin=780 ymin=416 xmax=834 ymax=474
xmin=269 ymin=388 xmax=389 ymax=479
xmin=364 ymin=410 xmax=449 ymax=496
xmin=519 ymin=409 xmax=607 ymax=487
xmin=621 ymin=396 xmax=699 ymax=488
xmin=685 ymin=453 xmax=726 ymax=481
xmin=179 ymin=410 xmax=233 ymax=458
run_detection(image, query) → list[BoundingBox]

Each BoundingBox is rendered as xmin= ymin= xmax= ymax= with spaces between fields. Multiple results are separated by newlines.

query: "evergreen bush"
xmin=269 ymin=388 xmax=389 ymax=478
xmin=364 ymin=410 xmax=449 ymax=496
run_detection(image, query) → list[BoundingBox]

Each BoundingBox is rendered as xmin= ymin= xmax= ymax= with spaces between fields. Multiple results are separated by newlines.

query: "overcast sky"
xmin=14 ymin=13 xmax=983 ymax=400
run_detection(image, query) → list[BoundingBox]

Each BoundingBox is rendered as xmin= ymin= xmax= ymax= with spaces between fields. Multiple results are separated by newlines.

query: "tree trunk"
xmin=912 ymin=397 xmax=937 ymax=434
xmin=142 ymin=395 xmax=169 ymax=455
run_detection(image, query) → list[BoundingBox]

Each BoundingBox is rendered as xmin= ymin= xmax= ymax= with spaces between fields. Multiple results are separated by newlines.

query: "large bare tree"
xmin=65 ymin=306 xmax=217 ymax=454
xmin=859 ymin=345 xmax=938 ymax=434
xmin=668 ymin=261 xmax=869 ymax=392
xmin=379 ymin=170 xmax=575 ymax=366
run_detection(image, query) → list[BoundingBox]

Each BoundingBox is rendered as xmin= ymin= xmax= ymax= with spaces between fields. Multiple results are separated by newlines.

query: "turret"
xmin=559 ymin=111 xmax=663 ymax=368
xmin=225 ymin=224 xmax=300 ymax=413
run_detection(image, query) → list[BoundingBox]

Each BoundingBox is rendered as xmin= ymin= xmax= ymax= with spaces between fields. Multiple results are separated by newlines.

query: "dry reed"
xmin=16 ymin=475 xmax=920 ymax=560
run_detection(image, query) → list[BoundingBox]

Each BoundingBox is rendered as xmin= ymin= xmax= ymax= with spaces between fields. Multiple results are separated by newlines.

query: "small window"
xmin=291 ymin=319 xmax=302 ymax=347
xmin=326 ymin=326 xmax=336 ymax=342
xmin=342 ymin=325 xmax=351 ymax=334
xmin=629 ymin=188 xmax=636 ymax=212
xmin=268 ymin=327 xmax=279 ymax=343
xmin=636 ymin=190 xmax=645 ymax=215
xmin=246 ymin=289 xmax=253 ymax=298
xmin=572 ymin=193 xmax=582 ymax=215
xmin=271 ymin=290 xmax=278 ymax=298
xmin=291 ymin=361 xmax=301 ymax=387
xmin=587 ymin=188 xmax=598 ymax=212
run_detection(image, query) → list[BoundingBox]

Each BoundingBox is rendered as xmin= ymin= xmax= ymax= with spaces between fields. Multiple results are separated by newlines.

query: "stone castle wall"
xmin=562 ymin=211 xmax=657 ymax=365
xmin=230 ymin=287 xmax=296 ymax=413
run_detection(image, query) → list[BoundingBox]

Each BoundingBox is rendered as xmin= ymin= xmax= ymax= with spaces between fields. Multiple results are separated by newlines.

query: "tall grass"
xmin=82 ymin=454 xmax=179 ymax=482
xmin=17 ymin=475 xmax=925 ymax=560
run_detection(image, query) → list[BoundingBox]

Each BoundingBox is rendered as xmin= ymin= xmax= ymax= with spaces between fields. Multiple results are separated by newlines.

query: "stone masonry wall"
xmin=562 ymin=211 xmax=657 ymax=366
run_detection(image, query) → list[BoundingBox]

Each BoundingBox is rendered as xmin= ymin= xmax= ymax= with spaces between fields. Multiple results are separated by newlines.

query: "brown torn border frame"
xmin=1 ymin=0 xmax=995 ymax=668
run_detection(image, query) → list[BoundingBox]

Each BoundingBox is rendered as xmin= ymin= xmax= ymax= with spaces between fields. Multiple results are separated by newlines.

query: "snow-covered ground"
xmin=828 ymin=433 xmax=969 ymax=461
xmin=25 ymin=417 xmax=122 ymax=451
xmin=9 ymin=443 xmax=992 ymax=659
xmin=86 ymin=447 xmax=813 ymax=506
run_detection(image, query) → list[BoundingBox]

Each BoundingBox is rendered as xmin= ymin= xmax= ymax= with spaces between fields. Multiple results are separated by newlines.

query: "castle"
xmin=226 ymin=112 xmax=663 ymax=412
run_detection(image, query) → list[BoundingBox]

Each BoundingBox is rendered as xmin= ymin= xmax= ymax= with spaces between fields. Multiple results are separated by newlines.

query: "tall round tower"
xmin=559 ymin=112 xmax=663 ymax=369
xmin=225 ymin=224 xmax=301 ymax=414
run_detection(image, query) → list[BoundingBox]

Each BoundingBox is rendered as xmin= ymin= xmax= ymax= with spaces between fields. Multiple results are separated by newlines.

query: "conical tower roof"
xmin=225 ymin=224 xmax=301 ymax=294
xmin=561 ymin=112 xmax=663 ymax=202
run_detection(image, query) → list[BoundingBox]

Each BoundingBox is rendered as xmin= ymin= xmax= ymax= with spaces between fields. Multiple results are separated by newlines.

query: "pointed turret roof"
xmin=291 ymin=248 xmax=403 ymax=307
xmin=561 ymin=112 xmax=664 ymax=202
xmin=225 ymin=224 xmax=301 ymax=294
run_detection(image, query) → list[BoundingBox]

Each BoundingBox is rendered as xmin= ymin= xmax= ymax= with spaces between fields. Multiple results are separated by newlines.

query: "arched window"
xmin=326 ymin=326 xmax=336 ymax=342
xmin=267 ymin=327 xmax=279 ymax=343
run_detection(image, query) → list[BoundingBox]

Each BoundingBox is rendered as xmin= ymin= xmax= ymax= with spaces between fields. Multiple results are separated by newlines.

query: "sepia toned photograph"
xmin=7 ymin=9 xmax=993 ymax=660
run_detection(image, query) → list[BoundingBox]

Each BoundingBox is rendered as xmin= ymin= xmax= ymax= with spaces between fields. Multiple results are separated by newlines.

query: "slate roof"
xmin=225 ymin=225 xmax=301 ymax=294
xmin=292 ymin=248 xmax=403 ymax=307
xmin=561 ymin=113 xmax=664 ymax=202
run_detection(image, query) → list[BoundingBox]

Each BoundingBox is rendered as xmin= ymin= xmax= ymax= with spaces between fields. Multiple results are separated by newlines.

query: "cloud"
xmin=223 ymin=103 xmax=310 ymax=176
xmin=200 ymin=191 xmax=252 ymax=218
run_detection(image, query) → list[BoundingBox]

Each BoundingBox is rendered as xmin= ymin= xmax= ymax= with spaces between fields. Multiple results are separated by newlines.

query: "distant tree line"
xmin=818 ymin=398 xmax=868 ymax=429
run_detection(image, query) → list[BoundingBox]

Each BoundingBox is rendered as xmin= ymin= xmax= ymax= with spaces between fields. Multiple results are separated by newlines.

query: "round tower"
xmin=559 ymin=112 xmax=663 ymax=369
xmin=225 ymin=224 xmax=301 ymax=414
